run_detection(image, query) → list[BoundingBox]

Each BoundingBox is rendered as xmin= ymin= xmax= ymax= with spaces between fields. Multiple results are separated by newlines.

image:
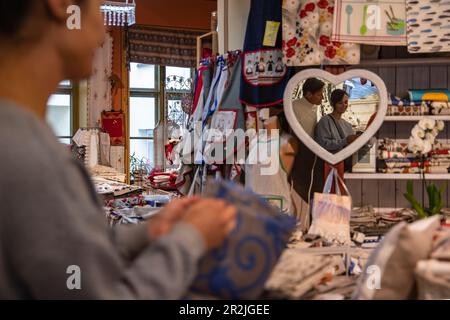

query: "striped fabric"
xmin=128 ymin=25 xmax=205 ymax=67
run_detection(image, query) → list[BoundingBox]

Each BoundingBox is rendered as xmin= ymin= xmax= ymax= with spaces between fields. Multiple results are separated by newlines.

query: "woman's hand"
xmin=148 ymin=197 xmax=200 ymax=241
xmin=182 ymin=199 xmax=237 ymax=250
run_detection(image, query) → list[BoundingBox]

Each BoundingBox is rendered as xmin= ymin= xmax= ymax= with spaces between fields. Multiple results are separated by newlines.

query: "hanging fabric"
xmin=128 ymin=25 xmax=204 ymax=68
xmin=332 ymin=0 xmax=407 ymax=46
xmin=204 ymin=53 xmax=246 ymax=164
xmin=406 ymin=0 xmax=450 ymax=53
xmin=240 ymin=0 xmax=292 ymax=108
xmin=282 ymin=0 xmax=360 ymax=66
xmin=101 ymin=111 xmax=125 ymax=146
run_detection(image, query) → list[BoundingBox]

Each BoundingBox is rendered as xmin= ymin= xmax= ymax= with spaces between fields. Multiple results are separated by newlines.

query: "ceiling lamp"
xmin=101 ymin=0 xmax=136 ymax=27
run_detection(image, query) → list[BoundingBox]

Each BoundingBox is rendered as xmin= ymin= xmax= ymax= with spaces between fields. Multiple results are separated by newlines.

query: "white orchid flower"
xmin=422 ymin=140 xmax=433 ymax=155
xmin=411 ymin=125 xmax=426 ymax=139
xmin=418 ymin=119 xmax=428 ymax=130
xmin=425 ymin=118 xmax=436 ymax=130
xmin=425 ymin=132 xmax=436 ymax=144
xmin=437 ymin=120 xmax=445 ymax=132
xmin=408 ymin=137 xmax=424 ymax=154
xmin=431 ymin=128 xmax=440 ymax=137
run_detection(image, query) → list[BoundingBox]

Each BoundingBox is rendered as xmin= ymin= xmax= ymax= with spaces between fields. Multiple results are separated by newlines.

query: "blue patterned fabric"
xmin=188 ymin=179 xmax=296 ymax=299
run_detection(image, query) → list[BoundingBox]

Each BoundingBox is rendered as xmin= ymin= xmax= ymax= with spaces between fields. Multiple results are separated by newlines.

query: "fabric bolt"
xmin=240 ymin=0 xmax=292 ymax=107
xmin=245 ymin=134 xmax=295 ymax=215
xmin=409 ymin=89 xmax=450 ymax=102
xmin=332 ymin=0 xmax=407 ymax=46
xmin=282 ymin=0 xmax=360 ymax=66
xmin=387 ymin=104 xmax=429 ymax=116
xmin=406 ymin=0 xmax=450 ymax=54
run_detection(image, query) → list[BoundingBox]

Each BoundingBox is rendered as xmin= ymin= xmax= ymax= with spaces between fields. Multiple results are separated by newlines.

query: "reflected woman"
xmin=315 ymin=89 xmax=360 ymax=154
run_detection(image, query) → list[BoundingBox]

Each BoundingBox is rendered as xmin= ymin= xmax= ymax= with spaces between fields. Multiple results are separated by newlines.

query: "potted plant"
xmin=404 ymin=119 xmax=446 ymax=219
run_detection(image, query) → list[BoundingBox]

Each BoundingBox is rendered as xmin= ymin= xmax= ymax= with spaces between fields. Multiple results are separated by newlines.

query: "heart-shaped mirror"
xmin=283 ymin=69 xmax=388 ymax=165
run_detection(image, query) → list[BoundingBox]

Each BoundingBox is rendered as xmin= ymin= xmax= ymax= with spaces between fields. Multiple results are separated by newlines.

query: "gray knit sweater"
xmin=0 ymin=100 xmax=205 ymax=299
xmin=314 ymin=114 xmax=355 ymax=153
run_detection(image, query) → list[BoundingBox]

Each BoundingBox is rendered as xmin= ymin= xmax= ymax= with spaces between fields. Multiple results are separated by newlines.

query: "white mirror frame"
xmin=283 ymin=69 xmax=388 ymax=165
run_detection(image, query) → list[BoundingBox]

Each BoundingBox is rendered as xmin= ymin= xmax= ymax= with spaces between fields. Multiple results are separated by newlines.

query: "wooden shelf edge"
xmin=345 ymin=173 xmax=450 ymax=180
xmin=385 ymin=116 xmax=450 ymax=121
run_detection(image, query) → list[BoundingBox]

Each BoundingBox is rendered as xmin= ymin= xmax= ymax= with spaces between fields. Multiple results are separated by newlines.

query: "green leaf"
xmin=407 ymin=180 xmax=414 ymax=195
xmin=404 ymin=193 xmax=427 ymax=218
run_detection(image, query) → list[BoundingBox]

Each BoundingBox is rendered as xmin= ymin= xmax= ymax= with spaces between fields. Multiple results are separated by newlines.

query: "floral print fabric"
xmin=282 ymin=0 xmax=360 ymax=66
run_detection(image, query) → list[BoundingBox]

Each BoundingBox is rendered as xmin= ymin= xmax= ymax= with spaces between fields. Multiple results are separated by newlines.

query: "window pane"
xmin=46 ymin=94 xmax=71 ymax=137
xmin=59 ymin=80 xmax=71 ymax=87
xmin=130 ymin=63 xmax=156 ymax=89
xmin=130 ymin=97 xmax=156 ymax=137
xmin=59 ymin=138 xmax=71 ymax=145
xmin=168 ymin=99 xmax=187 ymax=129
xmin=130 ymin=139 xmax=154 ymax=168
xmin=166 ymin=67 xmax=192 ymax=91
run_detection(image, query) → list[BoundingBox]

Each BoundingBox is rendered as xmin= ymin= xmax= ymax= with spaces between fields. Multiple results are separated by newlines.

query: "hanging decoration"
xmin=101 ymin=0 xmax=136 ymax=27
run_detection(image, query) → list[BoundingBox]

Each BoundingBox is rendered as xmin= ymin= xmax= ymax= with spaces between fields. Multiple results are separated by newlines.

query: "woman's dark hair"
xmin=0 ymin=1 xmax=35 ymax=37
xmin=302 ymin=78 xmax=325 ymax=95
xmin=0 ymin=0 xmax=86 ymax=39
xmin=330 ymin=89 xmax=349 ymax=108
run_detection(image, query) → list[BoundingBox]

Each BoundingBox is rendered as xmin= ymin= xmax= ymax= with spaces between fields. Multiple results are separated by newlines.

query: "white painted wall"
xmin=217 ymin=0 xmax=251 ymax=54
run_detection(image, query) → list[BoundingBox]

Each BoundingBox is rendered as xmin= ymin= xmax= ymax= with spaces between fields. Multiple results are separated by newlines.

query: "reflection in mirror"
xmin=292 ymin=77 xmax=380 ymax=156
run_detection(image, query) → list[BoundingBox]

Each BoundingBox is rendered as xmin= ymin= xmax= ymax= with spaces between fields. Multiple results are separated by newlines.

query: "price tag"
xmin=263 ymin=21 xmax=280 ymax=47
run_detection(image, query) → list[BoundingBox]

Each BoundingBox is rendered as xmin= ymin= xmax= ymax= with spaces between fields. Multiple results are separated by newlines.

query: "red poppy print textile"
xmin=282 ymin=0 xmax=360 ymax=66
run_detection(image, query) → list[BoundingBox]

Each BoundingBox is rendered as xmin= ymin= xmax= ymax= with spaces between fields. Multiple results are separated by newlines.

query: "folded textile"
xmin=432 ymin=108 xmax=450 ymax=115
xmin=378 ymin=151 xmax=416 ymax=160
xmin=409 ymin=89 xmax=450 ymax=102
xmin=431 ymin=149 xmax=450 ymax=156
xmin=387 ymin=104 xmax=429 ymax=116
xmin=264 ymin=249 xmax=340 ymax=299
xmin=383 ymin=160 xmax=431 ymax=169
xmin=388 ymin=93 xmax=418 ymax=107
xmin=380 ymin=166 xmax=449 ymax=174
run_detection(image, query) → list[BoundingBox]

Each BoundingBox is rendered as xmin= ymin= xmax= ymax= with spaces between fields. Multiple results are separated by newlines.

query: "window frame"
xmin=128 ymin=64 xmax=194 ymax=177
xmin=48 ymin=81 xmax=79 ymax=142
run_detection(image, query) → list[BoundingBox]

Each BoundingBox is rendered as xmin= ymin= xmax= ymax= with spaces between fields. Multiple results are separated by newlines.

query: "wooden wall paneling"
xmin=394 ymin=67 xmax=415 ymax=208
xmin=359 ymin=67 xmax=380 ymax=207
xmin=347 ymin=180 xmax=362 ymax=207
xmin=376 ymin=67 xmax=396 ymax=208
xmin=361 ymin=180 xmax=379 ymax=208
